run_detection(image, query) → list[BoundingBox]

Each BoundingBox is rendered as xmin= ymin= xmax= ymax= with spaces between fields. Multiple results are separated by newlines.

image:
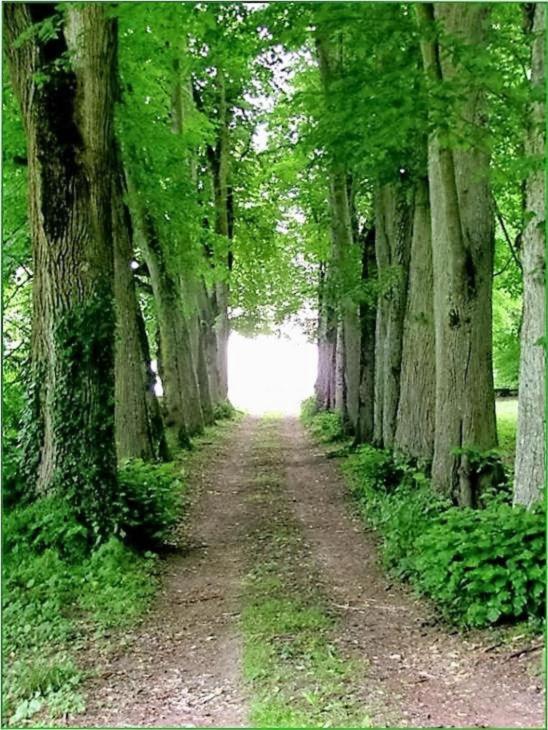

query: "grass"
xmin=2 ymin=413 xmax=239 ymax=727
xmin=241 ymin=418 xmax=369 ymax=728
xmin=2 ymin=531 xmax=160 ymax=726
xmin=496 ymin=397 xmax=518 ymax=462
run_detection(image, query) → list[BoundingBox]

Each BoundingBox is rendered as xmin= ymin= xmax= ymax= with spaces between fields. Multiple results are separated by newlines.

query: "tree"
xmin=112 ymin=149 xmax=168 ymax=462
xmin=417 ymin=2 xmax=498 ymax=505
xmin=394 ymin=176 xmax=435 ymax=460
xmin=514 ymin=3 xmax=545 ymax=507
xmin=4 ymin=3 xmax=118 ymax=533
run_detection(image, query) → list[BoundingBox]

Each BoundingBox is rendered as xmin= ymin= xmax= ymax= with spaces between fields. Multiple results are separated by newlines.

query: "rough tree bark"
xmin=417 ymin=3 xmax=497 ymax=505
xmin=355 ymin=227 xmax=377 ymax=444
xmin=113 ymin=152 xmax=167 ymax=462
xmin=208 ymin=68 xmax=231 ymax=402
xmin=138 ymin=212 xmax=204 ymax=443
xmin=514 ymin=3 xmax=545 ymax=507
xmin=4 ymin=3 xmax=118 ymax=533
xmin=394 ymin=177 xmax=436 ymax=461
xmin=314 ymin=262 xmax=338 ymax=410
xmin=373 ymin=181 xmax=413 ymax=449
xmin=316 ymin=32 xmax=362 ymax=432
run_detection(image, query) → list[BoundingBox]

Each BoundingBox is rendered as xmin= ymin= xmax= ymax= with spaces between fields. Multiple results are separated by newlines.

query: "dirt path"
xmin=74 ymin=420 xmax=256 ymax=728
xmin=280 ymin=417 xmax=544 ymax=728
xmin=73 ymin=415 xmax=544 ymax=728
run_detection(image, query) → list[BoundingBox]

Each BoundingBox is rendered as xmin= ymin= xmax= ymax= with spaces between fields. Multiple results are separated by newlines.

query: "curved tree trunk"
xmin=4 ymin=3 xmax=118 ymax=534
xmin=394 ymin=177 xmax=435 ymax=461
xmin=514 ymin=3 xmax=545 ymax=507
xmin=417 ymin=3 xmax=497 ymax=505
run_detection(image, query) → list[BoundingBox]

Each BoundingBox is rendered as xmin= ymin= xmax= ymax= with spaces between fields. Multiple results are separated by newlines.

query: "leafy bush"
xmin=116 ymin=459 xmax=185 ymax=547
xmin=4 ymin=495 xmax=89 ymax=560
xmin=300 ymin=399 xmax=345 ymax=443
xmin=343 ymin=444 xmax=545 ymax=628
xmin=344 ymin=446 xmax=449 ymax=578
xmin=414 ymin=503 xmax=545 ymax=626
xmin=213 ymin=400 xmax=236 ymax=420
xmin=79 ymin=538 xmax=158 ymax=626
xmin=2 ymin=458 xmax=185 ymax=724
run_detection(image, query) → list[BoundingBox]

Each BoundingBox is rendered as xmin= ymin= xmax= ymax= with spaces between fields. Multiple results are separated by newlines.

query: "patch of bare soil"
xmin=281 ymin=417 xmax=545 ymax=728
xmin=73 ymin=419 xmax=257 ymax=728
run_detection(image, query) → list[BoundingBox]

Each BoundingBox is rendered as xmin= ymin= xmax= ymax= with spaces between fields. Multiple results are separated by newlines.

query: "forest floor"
xmin=72 ymin=415 xmax=544 ymax=728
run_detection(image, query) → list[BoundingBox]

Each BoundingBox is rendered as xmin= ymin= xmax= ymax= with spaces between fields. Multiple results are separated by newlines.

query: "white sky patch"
xmin=228 ymin=321 xmax=317 ymax=415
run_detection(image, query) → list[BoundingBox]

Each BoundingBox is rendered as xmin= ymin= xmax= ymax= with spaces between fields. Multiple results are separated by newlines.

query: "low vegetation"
xmin=242 ymin=419 xmax=369 ymax=728
xmin=301 ymin=399 xmax=545 ymax=630
xmin=2 ymin=460 xmax=185 ymax=726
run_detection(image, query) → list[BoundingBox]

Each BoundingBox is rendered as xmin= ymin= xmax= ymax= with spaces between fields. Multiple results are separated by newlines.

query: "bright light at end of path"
xmin=228 ymin=329 xmax=317 ymax=415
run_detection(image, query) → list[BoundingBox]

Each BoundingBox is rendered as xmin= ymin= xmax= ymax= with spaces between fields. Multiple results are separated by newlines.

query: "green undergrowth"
xmin=300 ymin=398 xmax=345 ymax=444
xmin=301 ymin=400 xmax=545 ymax=631
xmin=242 ymin=418 xmax=369 ymax=728
xmin=2 ymin=413 xmax=237 ymax=727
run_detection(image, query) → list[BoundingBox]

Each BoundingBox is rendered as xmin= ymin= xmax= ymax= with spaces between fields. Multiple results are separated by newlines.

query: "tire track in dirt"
xmin=281 ymin=417 xmax=544 ymax=728
xmin=73 ymin=418 xmax=258 ymax=728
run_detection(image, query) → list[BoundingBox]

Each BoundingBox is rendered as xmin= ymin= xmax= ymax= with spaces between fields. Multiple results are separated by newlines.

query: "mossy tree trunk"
xmin=417 ymin=2 xmax=497 ymax=505
xmin=138 ymin=212 xmax=204 ymax=444
xmin=4 ymin=3 xmax=118 ymax=534
xmin=514 ymin=3 xmax=545 ymax=507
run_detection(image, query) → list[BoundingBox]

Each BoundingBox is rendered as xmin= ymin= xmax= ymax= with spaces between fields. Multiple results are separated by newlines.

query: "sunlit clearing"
xmin=228 ymin=328 xmax=317 ymax=415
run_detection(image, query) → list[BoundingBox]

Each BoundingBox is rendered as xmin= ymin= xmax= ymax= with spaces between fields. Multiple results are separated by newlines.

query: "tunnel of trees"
xmin=2 ymin=2 xmax=546 ymax=725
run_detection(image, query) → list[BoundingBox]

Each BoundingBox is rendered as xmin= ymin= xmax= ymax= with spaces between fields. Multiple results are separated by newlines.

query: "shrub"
xmin=78 ymin=538 xmax=158 ymax=626
xmin=116 ymin=459 xmax=185 ymax=547
xmin=344 ymin=446 xmax=449 ymax=578
xmin=4 ymin=495 xmax=89 ymax=561
xmin=343 ymin=443 xmax=546 ymax=628
xmin=300 ymin=399 xmax=345 ymax=443
xmin=213 ymin=400 xmax=236 ymax=420
xmin=413 ymin=503 xmax=545 ymax=627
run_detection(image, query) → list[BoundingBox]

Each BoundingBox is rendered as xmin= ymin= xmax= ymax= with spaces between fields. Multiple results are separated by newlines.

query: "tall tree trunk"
xmin=514 ymin=3 xmax=545 ymax=507
xmin=314 ymin=262 xmax=338 ymax=410
xmin=138 ymin=214 xmax=204 ymax=442
xmin=355 ymin=227 xmax=377 ymax=444
xmin=208 ymin=69 xmax=231 ymax=402
xmin=113 ymin=154 xmax=168 ymax=462
xmin=373 ymin=181 xmax=413 ymax=448
xmin=316 ymin=32 xmax=361 ymax=431
xmin=394 ymin=177 xmax=435 ymax=461
xmin=185 ymin=276 xmax=215 ymax=425
xmin=4 ymin=3 xmax=117 ymax=534
xmin=417 ymin=3 xmax=497 ymax=505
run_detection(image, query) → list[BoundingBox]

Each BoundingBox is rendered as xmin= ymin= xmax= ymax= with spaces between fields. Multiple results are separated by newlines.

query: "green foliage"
xmin=2 ymin=494 xmax=160 ymax=725
xmin=344 ymin=445 xmax=450 ymax=578
xmin=300 ymin=398 xmax=344 ymax=443
xmin=2 ymin=456 xmax=187 ymax=725
xmin=116 ymin=459 xmax=185 ymax=547
xmin=212 ymin=399 xmax=237 ymax=420
xmin=343 ymin=443 xmax=545 ymax=628
xmin=413 ymin=503 xmax=545 ymax=627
